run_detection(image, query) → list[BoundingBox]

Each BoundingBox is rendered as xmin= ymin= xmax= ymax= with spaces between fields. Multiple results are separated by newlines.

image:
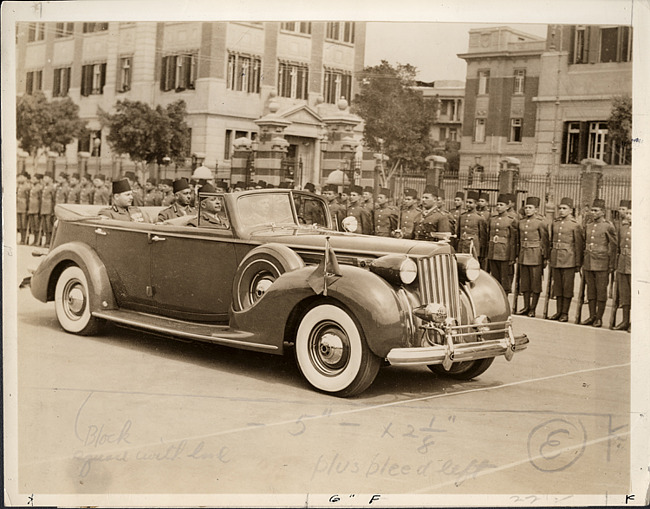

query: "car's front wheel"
xmin=54 ymin=265 xmax=105 ymax=335
xmin=427 ymin=357 xmax=494 ymax=380
xmin=295 ymin=303 xmax=381 ymax=397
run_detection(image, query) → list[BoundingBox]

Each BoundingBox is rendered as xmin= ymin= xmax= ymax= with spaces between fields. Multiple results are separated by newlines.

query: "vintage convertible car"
xmin=30 ymin=189 xmax=528 ymax=396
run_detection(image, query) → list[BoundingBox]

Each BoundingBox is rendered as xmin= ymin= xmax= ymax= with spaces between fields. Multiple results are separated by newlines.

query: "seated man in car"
xmin=157 ymin=177 xmax=196 ymax=222
xmin=99 ymin=178 xmax=150 ymax=222
xmin=188 ymin=183 xmax=229 ymax=228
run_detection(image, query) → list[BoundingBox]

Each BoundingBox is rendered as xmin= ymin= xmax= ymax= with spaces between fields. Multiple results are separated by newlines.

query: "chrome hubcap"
xmin=253 ymin=277 xmax=273 ymax=299
xmin=310 ymin=322 xmax=350 ymax=375
xmin=64 ymin=281 xmax=86 ymax=318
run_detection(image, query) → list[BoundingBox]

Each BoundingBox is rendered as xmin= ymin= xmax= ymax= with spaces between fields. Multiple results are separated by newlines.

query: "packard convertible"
xmin=30 ymin=189 xmax=528 ymax=396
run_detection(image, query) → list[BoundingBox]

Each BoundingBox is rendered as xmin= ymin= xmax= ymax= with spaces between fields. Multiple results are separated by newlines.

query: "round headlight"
xmin=399 ymin=257 xmax=418 ymax=284
xmin=465 ymin=257 xmax=480 ymax=282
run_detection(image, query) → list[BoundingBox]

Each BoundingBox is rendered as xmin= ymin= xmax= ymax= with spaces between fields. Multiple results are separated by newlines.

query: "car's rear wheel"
xmin=233 ymin=244 xmax=304 ymax=311
xmin=427 ymin=357 xmax=494 ymax=380
xmin=54 ymin=265 xmax=105 ymax=335
xmin=295 ymin=303 xmax=381 ymax=397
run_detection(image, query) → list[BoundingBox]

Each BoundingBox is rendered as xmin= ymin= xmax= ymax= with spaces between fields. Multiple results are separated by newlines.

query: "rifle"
xmin=543 ymin=264 xmax=553 ymax=319
xmin=609 ymin=273 xmax=619 ymax=329
xmin=511 ymin=262 xmax=520 ymax=314
xmin=575 ymin=269 xmax=586 ymax=324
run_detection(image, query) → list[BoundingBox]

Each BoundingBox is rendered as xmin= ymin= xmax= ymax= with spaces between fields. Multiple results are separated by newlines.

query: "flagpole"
xmin=323 ymin=236 xmax=330 ymax=296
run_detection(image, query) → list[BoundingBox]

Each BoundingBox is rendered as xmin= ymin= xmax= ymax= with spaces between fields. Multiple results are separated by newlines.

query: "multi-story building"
xmin=416 ymin=80 xmax=464 ymax=151
xmin=16 ymin=21 xmax=366 ymax=185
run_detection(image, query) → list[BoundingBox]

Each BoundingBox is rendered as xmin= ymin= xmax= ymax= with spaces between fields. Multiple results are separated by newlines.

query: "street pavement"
xmin=6 ymin=245 xmax=632 ymax=503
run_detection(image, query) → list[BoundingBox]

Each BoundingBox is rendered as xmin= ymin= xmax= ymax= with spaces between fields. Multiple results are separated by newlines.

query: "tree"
xmin=352 ymin=61 xmax=438 ymax=185
xmin=16 ymin=92 xmax=87 ymax=160
xmin=607 ymin=94 xmax=632 ymax=164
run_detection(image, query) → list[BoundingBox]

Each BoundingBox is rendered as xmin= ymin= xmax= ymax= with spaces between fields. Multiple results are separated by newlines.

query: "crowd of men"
xmin=17 ymin=171 xmax=631 ymax=331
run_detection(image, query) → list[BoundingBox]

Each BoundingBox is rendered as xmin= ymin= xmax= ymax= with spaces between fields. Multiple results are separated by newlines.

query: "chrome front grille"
xmin=417 ymin=254 xmax=461 ymax=321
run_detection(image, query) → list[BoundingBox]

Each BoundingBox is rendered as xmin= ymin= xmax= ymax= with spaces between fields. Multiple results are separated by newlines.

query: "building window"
xmin=514 ymin=69 xmax=525 ymax=94
xmin=224 ymin=130 xmax=232 ymax=160
xmin=83 ymin=23 xmax=109 ymax=33
xmin=53 ymin=67 xmax=71 ymax=97
xmin=478 ymin=70 xmax=490 ymax=95
xmin=573 ymin=26 xmax=587 ymax=64
xmin=27 ymin=23 xmax=45 ymax=42
xmin=326 ymin=22 xmax=355 ymax=43
xmin=78 ymin=130 xmax=102 ymax=155
xmin=227 ymin=53 xmax=261 ymax=93
xmin=588 ymin=121 xmax=608 ymax=160
xmin=449 ymin=128 xmax=458 ymax=141
xmin=323 ymin=69 xmax=352 ymax=104
xmin=563 ymin=121 xmax=581 ymax=164
xmin=610 ymin=139 xmax=631 ymax=165
xmin=55 ymin=23 xmax=74 ymax=38
xmin=118 ymin=56 xmax=132 ymax=92
xmin=81 ymin=63 xmax=107 ymax=96
xmin=474 ymin=118 xmax=486 ymax=143
xmin=160 ymin=53 xmax=198 ymax=92
xmin=509 ymin=118 xmax=523 ymax=142
xmin=278 ymin=61 xmax=309 ymax=99
xmin=600 ymin=26 xmax=632 ymax=63
xmin=562 ymin=120 xmax=629 ymax=165
xmin=439 ymin=127 xmax=447 ymax=141
xmin=280 ymin=22 xmax=311 ymax=35
xmin=25 ymin=70 xmax=43 ymax=95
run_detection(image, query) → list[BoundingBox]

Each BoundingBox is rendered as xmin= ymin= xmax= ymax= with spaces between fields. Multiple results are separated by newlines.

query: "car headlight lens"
xmin=369 ymin=255 xmax=418 ymax=286
xmin=399 ymin=257 xmax=418 ymax=284
xmin=456 ymin=254 xmax=481 ymax=283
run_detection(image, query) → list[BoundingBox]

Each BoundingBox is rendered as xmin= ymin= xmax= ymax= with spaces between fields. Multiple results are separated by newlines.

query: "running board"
xmin=92 ymin=309 xmax=278 ymax=351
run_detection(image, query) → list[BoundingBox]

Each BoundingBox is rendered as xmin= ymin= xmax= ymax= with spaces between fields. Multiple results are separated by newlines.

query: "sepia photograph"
xmin=2 ymin=0 xmax=648 ymax=506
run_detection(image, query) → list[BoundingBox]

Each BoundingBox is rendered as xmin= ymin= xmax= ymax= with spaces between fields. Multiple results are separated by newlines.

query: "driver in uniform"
xmin=188 ymin=183 xmax=228 ymax=228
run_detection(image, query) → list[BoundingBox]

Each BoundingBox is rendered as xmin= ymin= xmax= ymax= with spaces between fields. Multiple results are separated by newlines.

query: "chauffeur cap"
xmin=560 ymin=197 xmax=574 ymax=208
xmin=467 ymin=190 xmax=480 ymax=201
xmin=592 ymin=198 xmax=606 ymax=209
xmin=112 ymin=178 xmax=131 ymax=194
xmin=172 ymin=178 xmax=190 ymax=194
xmin=525 ymin=196 xmax=540 ymax=207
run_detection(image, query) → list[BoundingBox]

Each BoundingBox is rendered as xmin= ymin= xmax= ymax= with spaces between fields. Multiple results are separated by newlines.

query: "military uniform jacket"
xmin=616 ymin=221 xmax=631 ymax=274
xmin=400 ymin=205 xmax=421 ymax=239
xmin=440 ymin=208 xmax=455 ymax=234
xmin=79 ymin=184 xmax=94 ymax=204
xmin=452 ymin=207 xmax=464 ymax=225
xmin=328 ymin=201 xmax=346 ymax=231
xmin=93 ymin=186 xmax=111 ymax=206
xmin=517 ymin=214 xmax=549 ymax=265
xmin=487 ymin=212 xmax=518 ymax=261
xmin=456 ymin=210 xmax=488 ymax=256
xmin=549 ymin=216 xmax=584 ymax=268
xmin=583 ymin=217 xmax=617 ymax=272
xmin=99 ymin=205 xmax=148 ymax=222
xmin=54 ymin=183 xmax=69 ymax=205
xmin=413 ymin=207 xmax=451 ymax=241
xmin=28 ymin=183 xmax=43 ymax=214
xmin=67 ymin=184 xmax=80 ymax=204
xmin=40 ymin=183 xmax=55 ymax=215
xmin=17 ymin=182 xmax=31 ymax=214
xmin=188 ymin=211 xmax=228 ymax=228
xmin=145 ymin=189 xmax=163 ymax=206
xmin=132 ymin=185 xmax=145 ymax=207
xmin=161 ymin=192 xmax=175 ymax=207
xmin=346 ymin=204 xmax=373 ymax=235
xmin=477 ymin=208 xmax=491 ymax=223
xmin=157 ymin=203 xmax=197 ymax=222
xmin=373 ymin=204 xmax=399 ymax=237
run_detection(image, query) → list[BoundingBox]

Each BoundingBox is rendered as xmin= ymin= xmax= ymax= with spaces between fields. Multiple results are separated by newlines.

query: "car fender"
xmin=30 ymin=241 xmax=117 ymax=312
xmin=229 ymin=264 xmax=408 ymax=358
xmin=462 ymin=270 xmax=510 ymax=323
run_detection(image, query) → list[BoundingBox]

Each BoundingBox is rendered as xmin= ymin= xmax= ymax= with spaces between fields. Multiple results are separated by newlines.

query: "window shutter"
xmin=53 ymin=69 xmax=61 ymax=96
xmin=81 ymin=66 xmax=89 ymax=96
xmin=100 ymin=63 xmax=107 ymax=92
xmin=578 ymin=121 xmax=588 ymax=160
xmin=160 ymin=56 xmax=168 ymax=90
xmin=588 ymin=26 xmax=599 ymax=64
xmin=64 ymin=67 xmax=71 ymax=95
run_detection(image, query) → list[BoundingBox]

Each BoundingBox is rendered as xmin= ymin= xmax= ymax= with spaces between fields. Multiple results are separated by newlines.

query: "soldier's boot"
xmin=527 ymin=293 xmax=540 ymax=317
xmin=516 ymin=292 xmax=531 ymax=315
xmin=581 ymin=301 xmax=597 ymax=325
xmin=613 ymin=305 xmax=630 ymax=331
xmin=559 ymin=297 xmax=571 ymax=322
xmin=593 ymin=300 xmax=606 ymax=327
xmin=19 ymin=229 xmax=26 ymax=245
xmin=548 ymin=298 xmax=563 ymax=321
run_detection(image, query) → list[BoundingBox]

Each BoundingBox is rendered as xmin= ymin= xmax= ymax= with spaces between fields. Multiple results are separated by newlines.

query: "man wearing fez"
xmin=27 ymin=173 xmax=43 ymax=245
xmin=125 ymin=171 xmax=144 ymax=206
xmin=477 ymin=192 xmax=491 ymax=222
xmin=39 ymin=172 xmax=56 ymax=246
xmin=54 ymin=172 xmax=69 ymax=206
xmin=515 ymin=196 xmax=549 ymax=317
xmin=581 ymin=198 xmax=617 ymax=328
xmin=99 ymin=179 xmax=149 ymax=222
xmin=413 ymin=185 xmax=450 ymax=241
xmin=67 ymin=173 xmax=81 ymax=204
xmin=487 ymin=194 xmax=519 ymax=293
xmin=345 ymin=185 xmax=373 ymax=234
xmin=160 ymin=178 xmax=175 ymax=206
xmin=362 ymin=186 xmax=374 ymax=212
xmin=452 ymin=191 xmax=465 ymax=224
xmin=614 ymin=206 xmax=631 ymax=331
xmin=399 ymin=188 xmax=421 ymax=240
xmin=157 ymin=178 xmax=196 ymax=222
xmin=373 ymin=187 xmax=399 ymax=237
xmin=548 ymin=197 xmax=584 ymax=322
xmin=79 ymin=174 xmax=94 ymax=204
xmin=322 ymin=184 xmax=345 ymax=231
xmin=144 ymin=178 xmax=162 ymax=206
xmin=17 ymin=172 xmax=31 ymax=244
xmin=435 ymin=187 xmax=455 ymax=235
xmin=614 ymin=199 xmax=630 ymax=232
xmin=457 ymin=190 xmax=488 ymax=264
xmin=92 ymin=174 xmax=111 ymax=206
xmin=188 ymin=183 xmax=228 ymax=228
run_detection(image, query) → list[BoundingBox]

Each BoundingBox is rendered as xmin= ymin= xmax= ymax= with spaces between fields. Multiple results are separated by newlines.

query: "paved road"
xmin=8 ymin=246 xmax=631 ymax=502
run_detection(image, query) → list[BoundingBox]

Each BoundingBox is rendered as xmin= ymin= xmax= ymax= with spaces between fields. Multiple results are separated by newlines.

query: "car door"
xmin=148 ymin=224 xmax=238 ymax=322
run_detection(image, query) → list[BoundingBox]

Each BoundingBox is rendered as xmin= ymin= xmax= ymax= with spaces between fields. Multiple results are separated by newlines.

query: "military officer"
xmin=614 ymin=199 xmax=630 ymax=232
xmin=487 ymin=194 xmax=519 ymax=293
xmin=613 ymin=207 xmax=631 ymax=331
xmin=515 ymin=196 xmax=549 ymax=317
xmin=345 ymin=185 xmax=373 ymax=234
xmin=338 ymin=188 xmax=350 ymax=215
xmin=125 ymin=171 xmax=144 ymax=206
xmin=144 ymin=178 xmax=162 ymax=206
xmin=79 ymin=174 xmax=94 ymax=204
xmin=362 ymin=186 xmax=374 ymax=212
xmin=92 ymin=174 xmax=111 ymax=206
xmin=67 ymin=173 xmax=81 ymax=204
xmin=157 ymin=178 xmax=196 ymax=222
xmin=398 ymin=188 xmax=421 ymax=240
xmin=39 ymin=172 xmax=56 ymax=246
xmin=17 ymin=172 xmax=31 ymax=244
xmin=547 ymin=197 xmax=584 ymax=322
xmin=27 ymin=173 xmax=43 ymax=245
xmin=99 ymin=179 xmax=149 ymax=222
xmin=160 ymin=179 xmax=175 ymax=206
xmin=456 ymin=190 xmax=488 ymax=263
xmin=581 ymin=198 xmax=616 ymax=327
xmin=373 ymin=188 xmax=399 ymax=237
xmin=413 ymin=185 xmax=451 ymax=241
xmin=452 ymin=191 xmax=465 ymax=225
xmin=188 ymin=183 xmax=228 ymax=228
xmin=322 ymin=184 xmax=345 ymax=231
xmin=476 ymin=192 xmax=491 ymax=222
xmin=54 ymin=172 xmax=69 ymax=206
xmin=435 ymin=187 xmax=456 ymax=238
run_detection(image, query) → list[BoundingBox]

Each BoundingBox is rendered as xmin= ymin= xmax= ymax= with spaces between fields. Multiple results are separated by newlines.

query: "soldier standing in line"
xmin=413 ymin=185 xmax=450 ymax=241
xmin=548 ymin=197 xmax=584 ymax=322
xmin=157 ymin=178 xmax=196 ymax=222
xmin=17 ymin=172 xmax=31 ymax=244
xmin=362 ymin=186 xmax=374 ymax=213
xmin=92 ymin=174 xmax=111 ymax=206
xmin=373 ymin=188 xmax=399 ymax=237
xmin=476 ymin=192 xmax=491 ymax=222
xmin=613 ymin=206 xmax=631 ymax=332
xmin=456 ymin=190 xmax=488 ymax=263
xmin=435 ymin=187 xmax=456 ymax=237
xmin=160 ymin=178 xmax=175 ymax=206
xmin=398 ymin=188 xmax=421 ymax=240
xmin=67 ymin=173 xmax=81 ymax=204
xmin=79 ymin=174 xmax=94 ymax=204
xmin=144 ymin=178 xmax=162 ymax=206
xmin=345 ymin=185 xmax=373 ymax=234
xmin=54 ymin=172 xmax=70 ymax=206
xmin=322 ymin=184 xmax=345 ymax=231
xmin=27 ymin=173 xmax=43 ymax=245
xmin=452 ymin=191 xmax=465 ymax=225
xmin=581 ymin=198 xmax=617 ymax=328
xmin=614 ymin=199 xmax=630 ymax=232
xmin=487 ymin=194 xmax=519 ymax=293
xmin=515 ymin=196 xmax=549 ymax=317
xmin=99 ymin=179 xmax=149 ymax=222
xmin=39 ymin=172 xmax=56 ymax=246
xmin=338 ymin=188 xmax=350 ymax=215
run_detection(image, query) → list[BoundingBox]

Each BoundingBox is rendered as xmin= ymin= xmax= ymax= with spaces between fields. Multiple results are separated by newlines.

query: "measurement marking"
xmin=339 ymin=422 xmax=361 ymax=427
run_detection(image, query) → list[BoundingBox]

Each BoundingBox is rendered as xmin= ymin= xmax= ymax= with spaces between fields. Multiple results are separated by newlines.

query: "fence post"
xmin=579 ymin=158 xmax=605 ymax=223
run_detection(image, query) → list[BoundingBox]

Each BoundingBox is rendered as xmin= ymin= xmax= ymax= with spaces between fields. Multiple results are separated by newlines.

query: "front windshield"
xmin=237 ymin=193 xmax=296 ymax=229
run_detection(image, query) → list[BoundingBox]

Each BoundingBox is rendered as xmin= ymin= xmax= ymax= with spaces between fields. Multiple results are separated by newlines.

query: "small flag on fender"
xmin=307 ymin=236 xmax=342 ymax=296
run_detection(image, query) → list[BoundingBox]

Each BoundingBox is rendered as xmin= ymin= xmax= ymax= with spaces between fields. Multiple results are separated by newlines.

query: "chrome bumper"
xmin=386 ymin=319 xmax=529 ymax=368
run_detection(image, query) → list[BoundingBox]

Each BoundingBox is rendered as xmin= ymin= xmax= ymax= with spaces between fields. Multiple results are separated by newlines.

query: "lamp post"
xmin=319 ymin=135 xmax=329 ymax=188
xmin=93 ymin=137 xmax=101 ymax=176
xmin=341 ymin=135 xmax=359 ymax=186
xmin=469 ymin=155 xmax=482 ymax=187
xmin=162 ymin=156 xmax=171 ymax=179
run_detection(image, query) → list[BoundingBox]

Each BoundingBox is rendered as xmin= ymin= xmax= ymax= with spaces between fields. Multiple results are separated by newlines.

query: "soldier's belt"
xmin=491 ymin=236 xmax=507 ymax=243
xmin=585 ymin=246 xmax=607 ymax=253
xmin=461 ymin=233 xmax=477 ymax=240
xmin=552 ymin=242 xmax=571 ymax=249
xmin=521 ymin=241 xmax=541 ymax=248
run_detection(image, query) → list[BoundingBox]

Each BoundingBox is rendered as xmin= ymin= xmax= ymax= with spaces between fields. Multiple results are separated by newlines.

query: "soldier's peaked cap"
xmin=112 ymin=178 xmax=131 ymax=194
xmin=172 ymin=178 xmax=190 ymax=193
